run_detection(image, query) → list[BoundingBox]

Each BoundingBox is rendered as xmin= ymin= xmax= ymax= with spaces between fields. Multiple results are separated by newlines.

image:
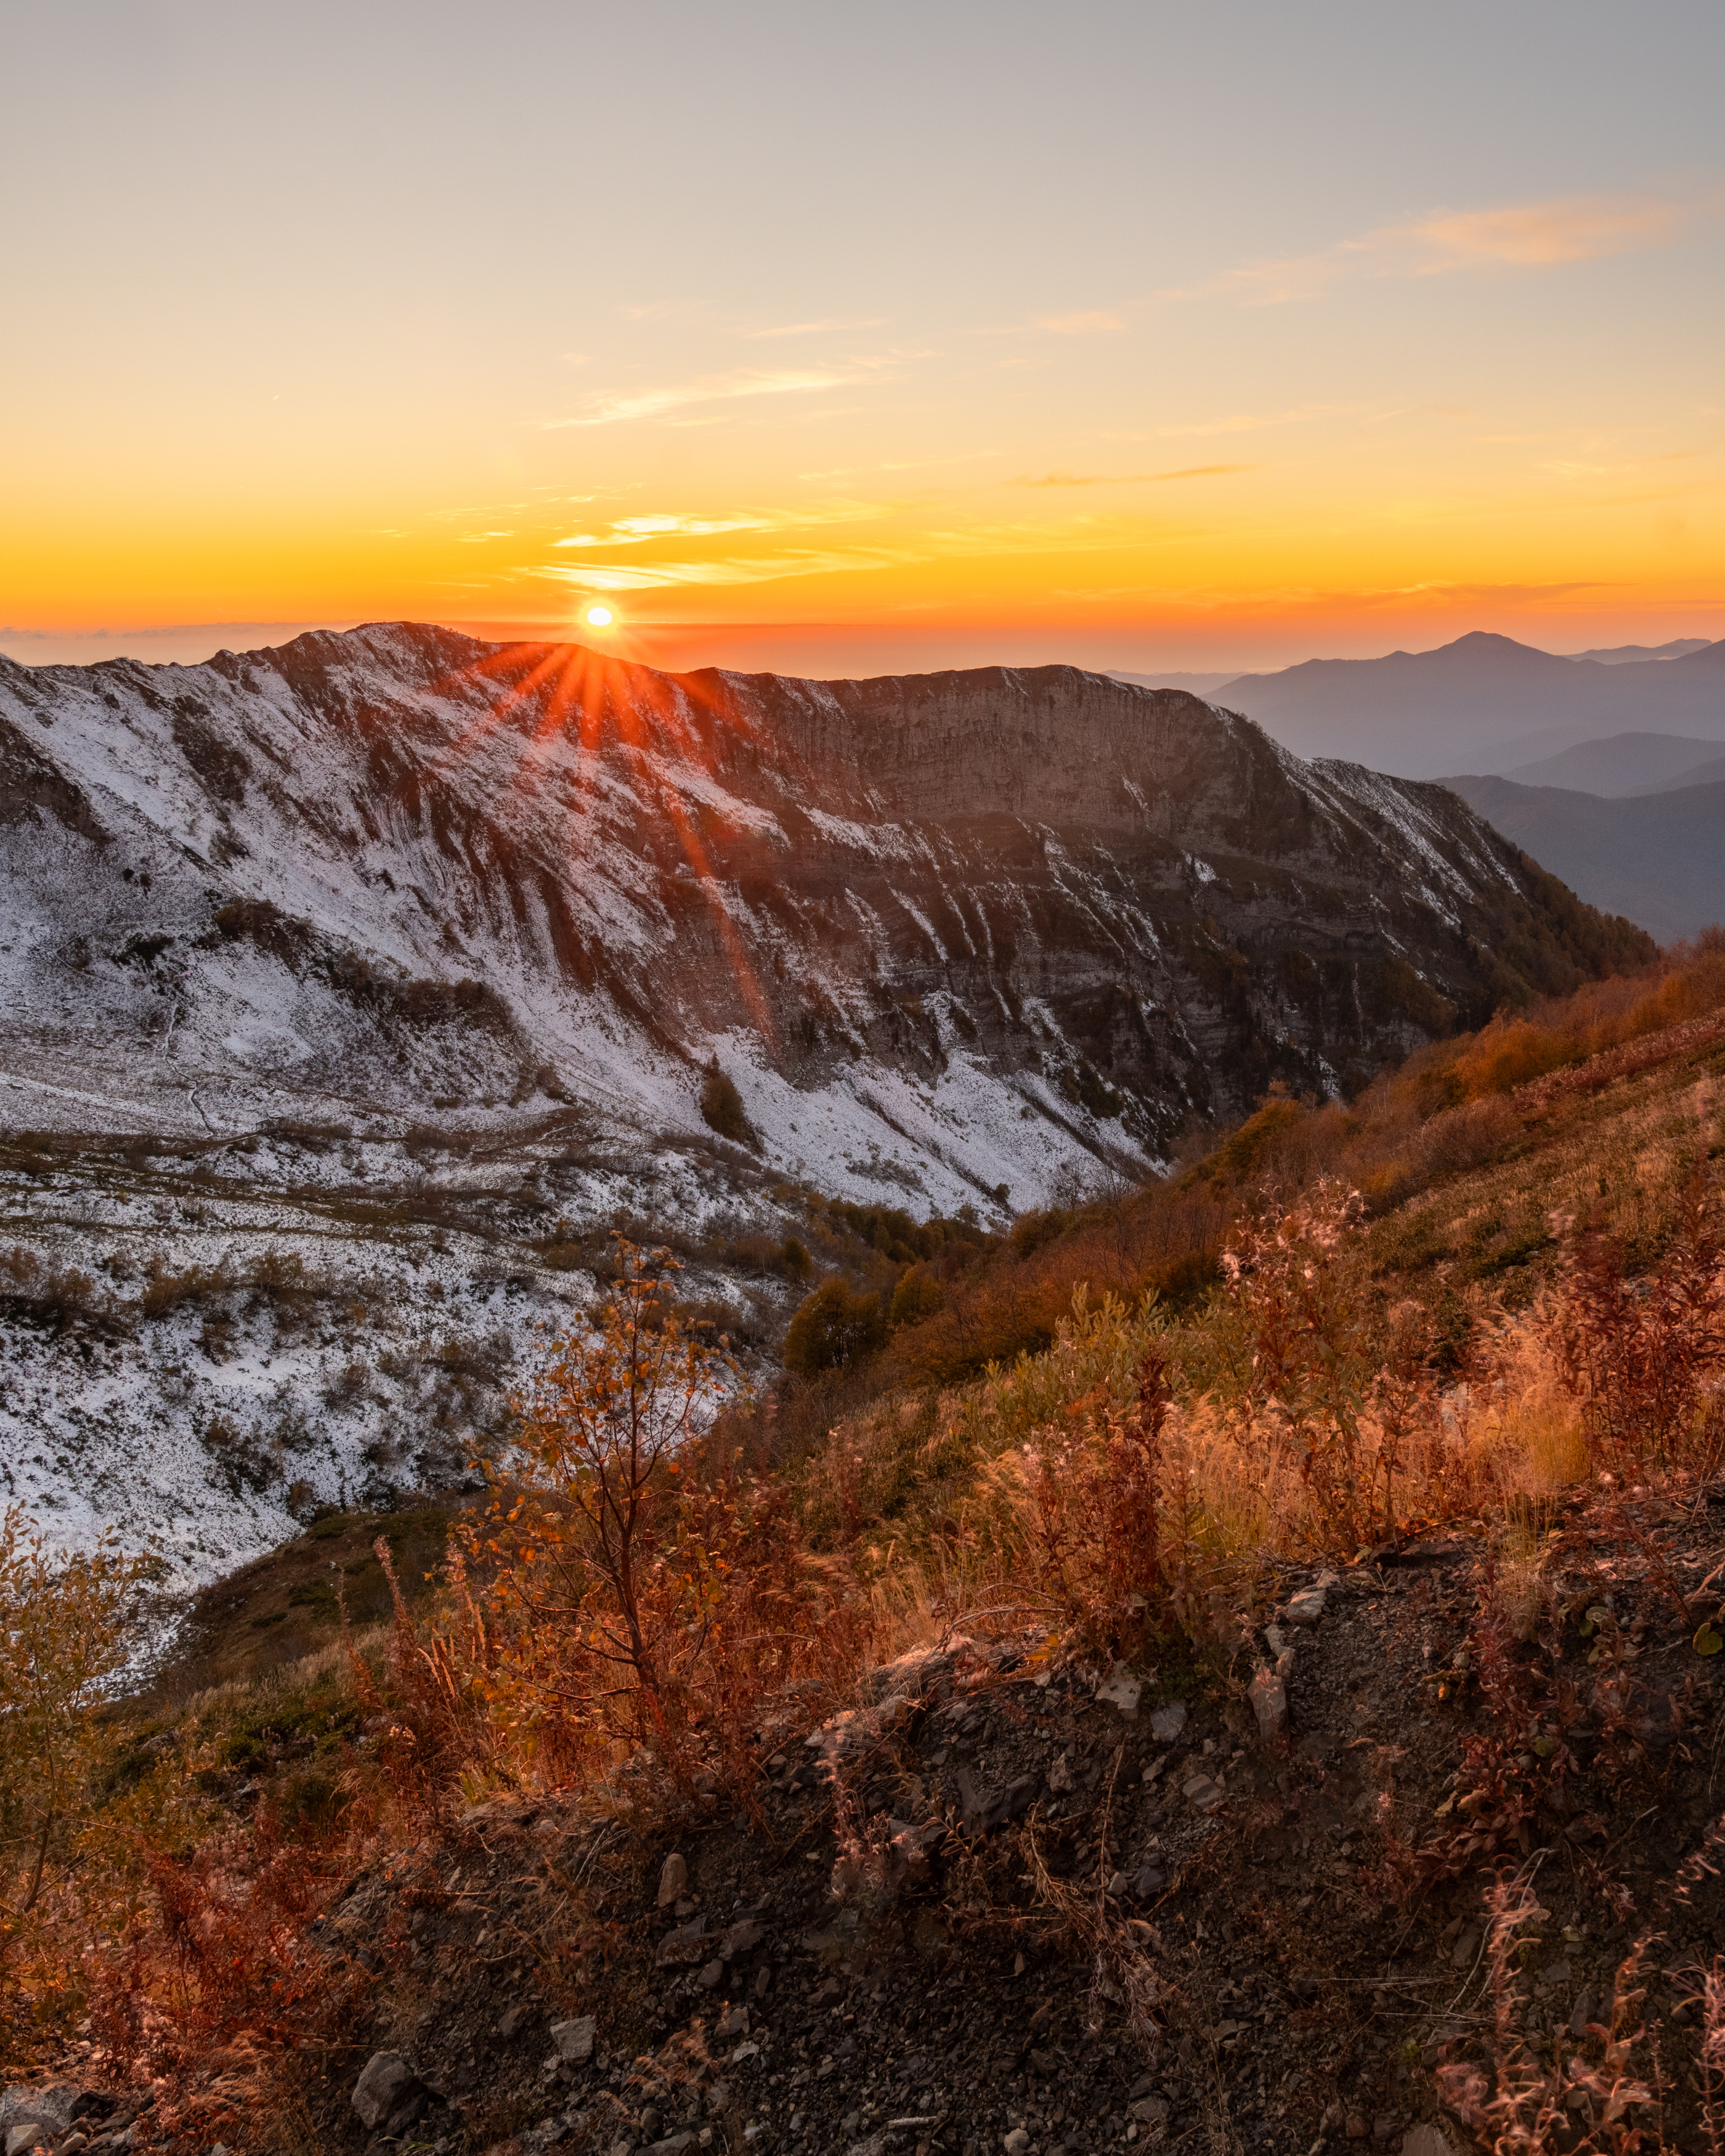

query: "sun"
xmin=584 ymin=604 xmax=615 ymax=630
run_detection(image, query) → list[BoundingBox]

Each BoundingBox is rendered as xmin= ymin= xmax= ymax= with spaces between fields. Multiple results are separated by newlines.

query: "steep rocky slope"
xmin=0 ymin=623 xmax=1646 ymax=1191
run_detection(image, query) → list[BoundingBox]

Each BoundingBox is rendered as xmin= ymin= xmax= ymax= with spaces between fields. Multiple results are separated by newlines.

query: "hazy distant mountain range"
xmin=1112 ymin=630 xmax=1725 ymax=945
xmin=1111 ymin=636 xmax=1719 ymax=721
xmin=1443 ymin=772 xmax=1725 ymax=949
xmin=1191 ymin=631 xmax=1725 ymax=781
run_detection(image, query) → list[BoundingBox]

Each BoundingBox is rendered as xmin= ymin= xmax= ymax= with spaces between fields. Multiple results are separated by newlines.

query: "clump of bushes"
xmin=699 ymin=1060 xmax=757 ymax=1146
xmin=782 ymin=1275 xmax=887 ymax=1377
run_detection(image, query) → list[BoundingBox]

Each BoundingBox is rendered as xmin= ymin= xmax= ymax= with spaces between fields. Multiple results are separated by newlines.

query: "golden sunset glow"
xmin=2 ymin=9 xmax=1721 ymax=671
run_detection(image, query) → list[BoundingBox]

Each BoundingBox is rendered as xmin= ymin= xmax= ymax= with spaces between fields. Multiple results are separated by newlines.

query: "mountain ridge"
xmin=1 ymin=621 xmax=1651 ymax=1202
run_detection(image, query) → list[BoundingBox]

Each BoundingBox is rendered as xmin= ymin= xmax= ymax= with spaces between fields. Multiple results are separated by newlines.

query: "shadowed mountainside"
xmin=1445 ymin=771 xmax=1725 ymax=946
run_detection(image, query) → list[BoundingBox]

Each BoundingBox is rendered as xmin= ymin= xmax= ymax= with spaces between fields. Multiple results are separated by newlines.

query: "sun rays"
xmin=407 ymin=635 xmax=777 ymax=1041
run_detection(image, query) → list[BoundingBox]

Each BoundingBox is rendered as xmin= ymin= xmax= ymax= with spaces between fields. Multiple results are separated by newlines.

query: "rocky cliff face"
xmin=1 ymin=622 xmax=1647 ymax=1207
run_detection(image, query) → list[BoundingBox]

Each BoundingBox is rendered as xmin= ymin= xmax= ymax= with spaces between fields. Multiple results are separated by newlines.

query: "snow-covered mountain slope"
xmin=0 ymin=622 xmax=1646 ymax=1196
xmin=0 ymin=623 xmax=1652 ymax=1593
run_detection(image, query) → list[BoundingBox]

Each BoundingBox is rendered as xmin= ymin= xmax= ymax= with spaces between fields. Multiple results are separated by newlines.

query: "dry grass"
xmin=10 ymin=942 xmax=1725 ymax=2126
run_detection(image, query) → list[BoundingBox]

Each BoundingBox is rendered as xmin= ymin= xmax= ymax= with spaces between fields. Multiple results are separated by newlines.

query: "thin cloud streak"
xmin=743 ymin=317 xmax=887 ymax=339
xmin=1190 ymin=186 xmax=1713 ymax=306
xmin=1011 ymin=464 xmax=1259 ymax=488
xmin=535 ymin=546 xmax=928 ymax=592
xmin=543 ymin=368 xmax=883 ymax=429
xmin=1031 ymin=310 xmax=1127 ymax=334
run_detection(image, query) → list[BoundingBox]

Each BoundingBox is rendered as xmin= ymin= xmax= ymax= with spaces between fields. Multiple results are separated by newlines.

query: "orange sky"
xmin=3 ymin=3 xmax=1722 ymax=675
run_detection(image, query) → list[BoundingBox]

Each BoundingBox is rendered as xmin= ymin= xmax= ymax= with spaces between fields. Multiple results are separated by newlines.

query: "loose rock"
xmin=551 ymin=2015 xmax=595 ymax=2064
xmin=351 ymin=2052 xmax=420 ymax=2131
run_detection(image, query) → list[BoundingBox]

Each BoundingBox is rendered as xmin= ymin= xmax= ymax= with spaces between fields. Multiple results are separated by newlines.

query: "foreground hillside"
xmin=6 ymin=944 xmax=1725 ymax=2156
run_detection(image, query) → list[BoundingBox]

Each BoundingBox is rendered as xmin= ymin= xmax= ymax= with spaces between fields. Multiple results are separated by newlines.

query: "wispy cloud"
xmin=553 ymin=513 xmax=776 ymax=549
xmin=545 ymin=368 xmax=875 ymax=429
xmin=1030 ymin=310 xmax=1126 ymax=334
xmin=1199 ymin=187 xmax=1707 ymax=306
xmin=550 ymin=502 xmax=884 ymax=551
xmin=1010 ymin=464 xmax=1257 ymax=487
xmin=1145 ymin=405 xmax=1344 ymax=439
xmin=535 ymin=545 xmax=925 ymax=592
xmin=743 ymin=317 xmax=886 ymax=339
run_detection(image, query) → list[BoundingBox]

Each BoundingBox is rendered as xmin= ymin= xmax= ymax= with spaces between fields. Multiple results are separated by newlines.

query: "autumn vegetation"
xmin=7 ymin=934 xmax=1725 ymax=2141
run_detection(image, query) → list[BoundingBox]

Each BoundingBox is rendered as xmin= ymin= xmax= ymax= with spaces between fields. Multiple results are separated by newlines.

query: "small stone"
xmin=1134 ymin=1863 xmax=1166 ymax=1898
xmin=1250 ymin=1665 xmax=1288 ymax=1740
xmin=716 ymin=2003 xmax=750 ymax=2040
xmin=1181 ymin=1772 xmax=1223 ymax=1812
xmin=1402 ymin=2128 xmax=1455 ymax=2156
xmin=1107 ymin=1870 xmax=1127 ymax=1897
xmin=351 ymin=2052 xmax=420 ymax=2131
xmin=1450 ymin=1929 xmax=1480 ymax=1969
xmin=498 ymin=2002 xmax=530 ymax=2040
xmin=1097 ymin=1668 xmax=1142 ymax=1714
xmin=1004 ymin=2132 xmax=1033 ymax=2156
xmin=60 ymin=2138 xmax=89 ymax=2156
xmin=658 ymin=1852 xmax=689 ymax=1907
xmin=1130 ymin=2096 xmax=1169 ymax=2127
xmin=696 ymin=1958 xmax=726 ymax=1988
xmin=1048 ymin=1750 xmax=1075 ymax=1793
xmin=1150 ymin=1702 xmax=1187 ymax=1743
xmin=551 ymin=2015 xmax=596 ymax=2063
xmin=1569 ymin=1989 xmax=1597 ymax=2038
xmin=1346 ymin=2114 xmax=1368 ymax=2140
xmin=6 ymin=2130 xmax=45 ymax=2156
xmin=1285 ymin=1588 xmax=1328 ymax=1625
